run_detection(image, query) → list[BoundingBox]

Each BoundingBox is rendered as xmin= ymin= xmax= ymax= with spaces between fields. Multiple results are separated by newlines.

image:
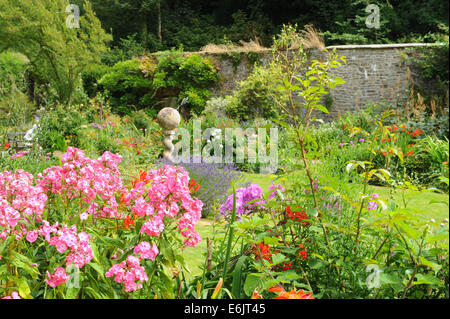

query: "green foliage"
xmin=128 ymin=110 xmax=154 ymax=134
xmin=0 ymin=0 xmax=112 ymax=105
xmin=225 ymin=65 xmax=280 ymax=122
xmin=99 ymin=59 xmax=154 ymax=115
xmin=0 ymin=51 xmax=35 ymax=128
xmin=407 ymin=24 xmax=449 ymax=93
xmin=0 ymin=51 xmax=29 ymax=95
xmin=152 ymin=50 xmax=220 ymax=116
xmin=100 ymin=33 xmax=148 ymax=67
xmin=36 ymin=105 xmax=96 ymax=152
xmin=81 ymin=64 xmax=111 ymax=98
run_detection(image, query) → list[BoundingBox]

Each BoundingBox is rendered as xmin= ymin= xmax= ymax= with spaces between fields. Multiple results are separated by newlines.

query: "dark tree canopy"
xmin=85 ymin=0 xmax=449 ymax=52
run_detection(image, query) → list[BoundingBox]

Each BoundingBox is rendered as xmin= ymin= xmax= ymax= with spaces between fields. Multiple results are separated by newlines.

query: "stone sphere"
xmin=157 ymin=107 xmax=181 ymax=130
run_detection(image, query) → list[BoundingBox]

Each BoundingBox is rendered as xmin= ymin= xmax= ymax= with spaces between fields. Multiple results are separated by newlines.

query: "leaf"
xmin=88 ymin=262 xmax=105 ymax=277
xmin=396 ymin=221 xmax=420 ymax=240
xmin=263 ymin=236 xmax=280 ymax=246
xmin=313 ymin=103 xmax=329 ymax=114
xmin=243 ymin=273 xmax=261 ymax=297
xmin=65 ymin=287 xmax=80 ymax=299
xmin=159 ymin=237 xmax=176 ymax=266
xmin=231 ymin=255 xmax=247 ymax=298
xmin=9 ymin=251 xmax=40 ymax=279
xmin=379 ymin=273 xmax=402 ymax=286
xmin=308 ymin=257 xmax=325 ymax=270
xmin=419 ymin=257 xmax=442 ymax=274
xmin=16 ymin=277 xmax=33 ymax=299
xmin=413 ymin=274 xmax=444 ymax=287
xmin=271 ymin=253 xmax=288 ymax=266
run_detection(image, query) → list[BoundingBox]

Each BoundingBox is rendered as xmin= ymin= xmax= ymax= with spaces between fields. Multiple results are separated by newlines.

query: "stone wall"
xmin=197 ymin=43 xmax=441 ymax=121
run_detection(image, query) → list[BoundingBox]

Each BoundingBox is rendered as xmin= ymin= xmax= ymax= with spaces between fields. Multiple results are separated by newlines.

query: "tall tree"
xmin=0 ymin=0 xmax=112 ymax=105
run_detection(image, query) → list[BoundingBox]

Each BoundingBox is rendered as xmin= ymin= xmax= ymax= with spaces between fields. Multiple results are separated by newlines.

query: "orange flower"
xmin=189 ymin=179 xmax=200 ymax=192
xmin=3 ymin=142 xmax=9 ymax=149
xmin=407 ymin=150 xmax=414 ymax=156
xmin=251 ymin=289 xmax=263 ymax=299
xmin=443 ymin=161 xmax=448 ymax=165
xmin=268 ymin=286 xmax=314 ymax=299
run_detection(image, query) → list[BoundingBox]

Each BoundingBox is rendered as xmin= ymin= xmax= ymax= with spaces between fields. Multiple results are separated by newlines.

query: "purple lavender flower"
xmin=158 ymin=155 xmax=247 ymax=218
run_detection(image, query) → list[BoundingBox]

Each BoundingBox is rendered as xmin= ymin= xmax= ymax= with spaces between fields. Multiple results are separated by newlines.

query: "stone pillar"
xmin=157 ymin=107 xmax=181 ymax=162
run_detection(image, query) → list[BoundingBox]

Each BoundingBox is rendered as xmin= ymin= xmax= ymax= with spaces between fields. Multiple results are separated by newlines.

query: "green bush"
xmin=99 ymin=59 xmax=154 ymax=115
xmin=36 ymin=105 xmax=96 ymax=153
xmin=152 ymin=49 xmax=220 ymax=116
xmin=225 ymin=65 xmax=280 ymax=122
xmin=82 ymin=64 xmax=111 ymax=98
xmin=129 ymin=110 xmax=153 ymax=134
xmin=0 ymin=51 xmax=29 ymax=95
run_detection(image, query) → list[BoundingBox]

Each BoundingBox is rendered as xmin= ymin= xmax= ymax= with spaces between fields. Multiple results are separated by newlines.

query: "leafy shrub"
xmin=0 ymin=51 xmax=29 ymax=95
xmin=225 ymin=65 xmax=280 ymax=122
xmin=100 ymin=34 xmax=147 ymax=67
xmin=36 ymin=105 xmax=96 ymax=153
xmin=128 ymin=110 xmax=154 ymax=134
xmin=152 ymin=49 xmax=220 ymax=116
xmin=81 ymin=64 xmax=111 ymax=98
xmin=99 ymin=59 xmax=154 ymax=115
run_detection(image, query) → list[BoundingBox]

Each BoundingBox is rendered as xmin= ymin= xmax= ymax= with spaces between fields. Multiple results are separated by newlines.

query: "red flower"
xmin=253 ymin=242 xmax=273 ymax=263
xmin=122 ymin=214 xmax=136 ymax=229
xmin=407 ymin=150 xmax=414 ymax=156
xmin=285 ymin=206 xmax=310 ymax=226
xmin=3 ymin=142 xmax=9 ymax=149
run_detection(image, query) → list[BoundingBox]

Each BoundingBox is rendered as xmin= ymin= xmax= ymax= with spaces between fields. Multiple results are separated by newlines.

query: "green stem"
xmin=222 ymin=182 xmax=237 ymax=280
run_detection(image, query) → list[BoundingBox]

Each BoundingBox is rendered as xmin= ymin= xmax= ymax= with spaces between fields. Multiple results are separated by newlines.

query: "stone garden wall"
xmin=197 ymin=43 xmax=440 ymax=121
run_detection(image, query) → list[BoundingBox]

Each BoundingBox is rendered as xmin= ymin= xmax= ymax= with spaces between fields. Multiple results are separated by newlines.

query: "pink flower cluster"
xmin=45 ymin=267 xmax=69 ymax=288
xmin=38 ymin=222 xmax=93 ymax=268
xmin=37 ymin=147 xmax=125 ymax=220
xmin=123 ymin=165 xmax=203 ymax=247
xmin=0 ymin=169 xmax=47 ymax=239
xmin=133 ymin=241 xmax=159 ymax=260
xmin=105 ymin=255 xmax=149 ymax=292
xmin=0 ymin=148 xmax=204 ymax=295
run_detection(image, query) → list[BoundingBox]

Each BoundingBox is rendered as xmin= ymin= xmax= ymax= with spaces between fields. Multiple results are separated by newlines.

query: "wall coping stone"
xmin=326 ymin=43 xmax=444 ymax=50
